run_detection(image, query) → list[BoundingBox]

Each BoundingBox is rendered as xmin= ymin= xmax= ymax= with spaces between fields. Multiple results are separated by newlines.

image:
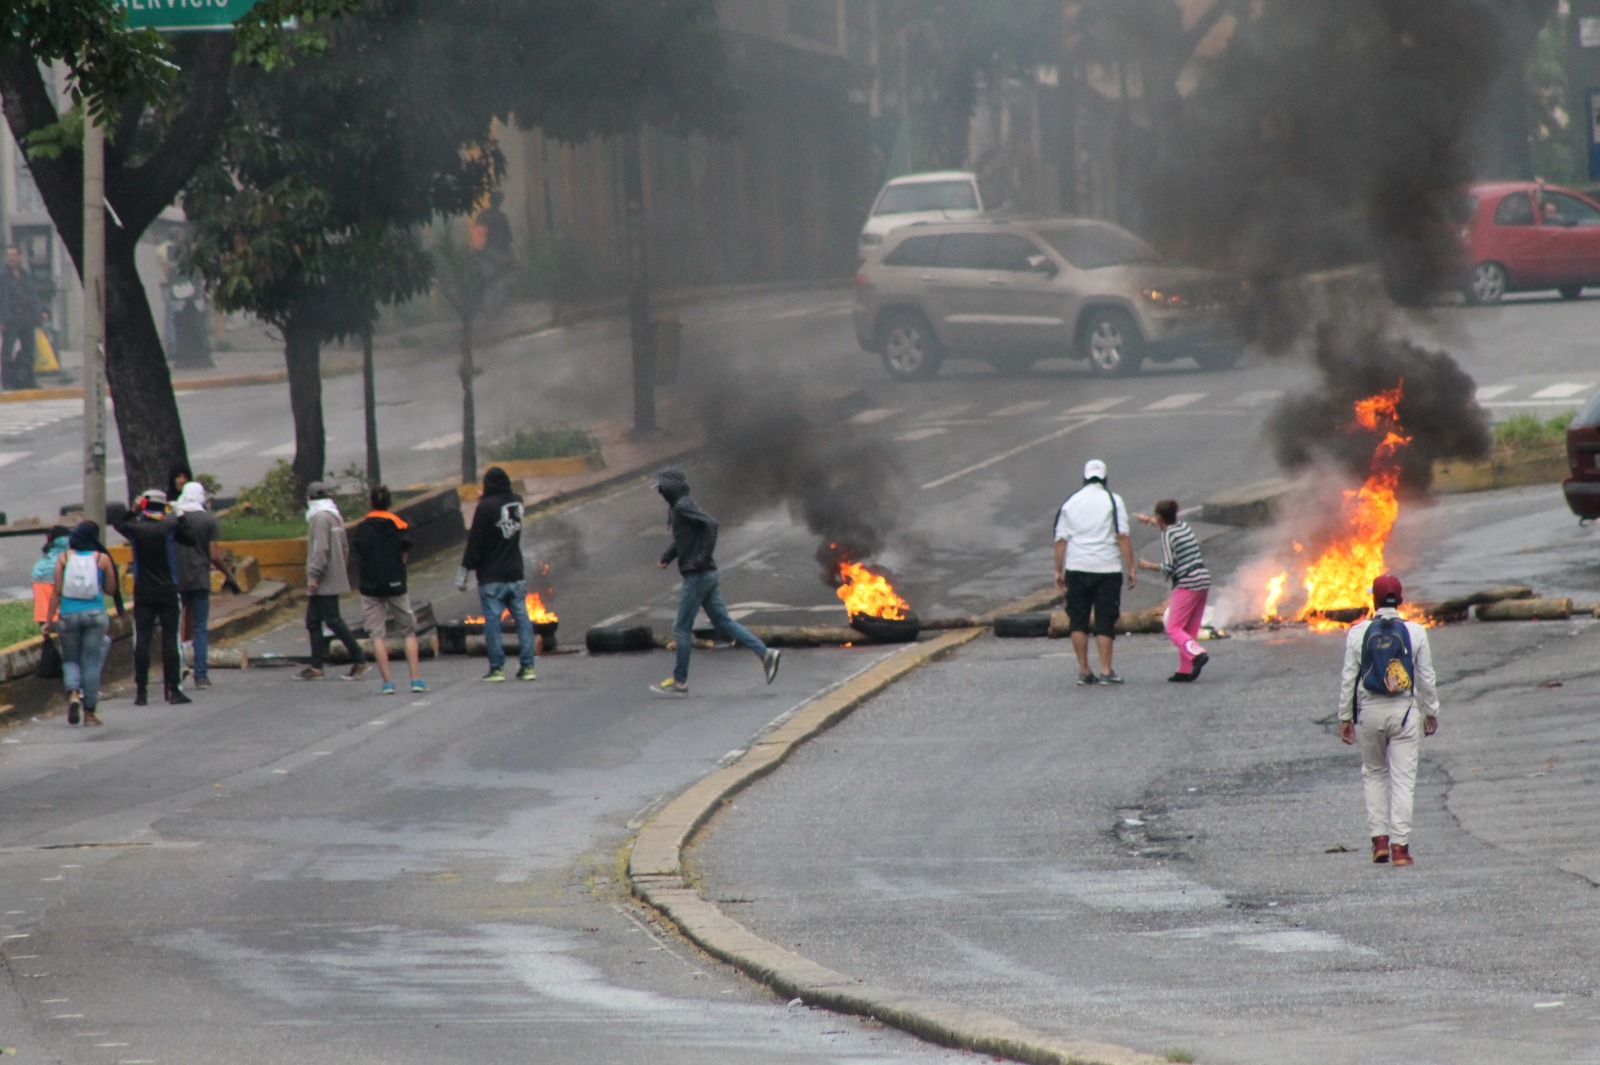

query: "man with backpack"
xmin=1338 ymin=574 xmax=1440 ymax=867
xmin=1053 ymin=459 xmax=1136 ymax=686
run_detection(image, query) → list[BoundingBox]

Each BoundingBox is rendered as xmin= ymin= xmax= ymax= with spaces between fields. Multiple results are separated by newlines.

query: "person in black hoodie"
xmin=113 ymin=488 xmax=195 ymax=706
xmin=352 ymin=485 xmax=426 ymax=695
xmin=455 ymin=466 xmax=535 ymax=682
xmin=651 ymin=467 xmax=779 ymax=696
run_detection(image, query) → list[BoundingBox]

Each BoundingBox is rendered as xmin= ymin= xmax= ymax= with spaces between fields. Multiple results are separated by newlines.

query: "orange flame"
xmin=464 ymin=592 xmax=558 ymax=626
xmin=1263 ymin=385 xmax=1431 ymax=630
xmin=835 ymin=560 xmax=910 ymax=620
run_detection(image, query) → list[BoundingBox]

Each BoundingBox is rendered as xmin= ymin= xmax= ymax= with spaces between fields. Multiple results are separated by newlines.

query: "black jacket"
xmin=351 ymin=511 xmax=411 ymax=597
xmin=657 ymin=469 xmax=718 ymax=575
xmin=461 ymin=468 xmax=525 ymax=583
xmin=113 ymin=510 xmax=195 ymax=601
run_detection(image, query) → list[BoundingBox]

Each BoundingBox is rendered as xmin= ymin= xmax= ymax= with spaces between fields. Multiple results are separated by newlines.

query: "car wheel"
xmin=878 ymin=311 xmax=944 ymax=381
xmin=1192 ymin=345 xmax=1242 ymax=371
xmin=1080 ymin=309 xmax=1145 ymax=377
xmin=1465 ymin=262 xmax=1507 ymax=305
xmin=1559 ymin=285 xmax=1584 ymax=301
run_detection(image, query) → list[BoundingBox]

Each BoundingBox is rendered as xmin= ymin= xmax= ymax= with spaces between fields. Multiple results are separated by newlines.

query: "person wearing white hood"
xmin=301 ymin=482 xmax=368 ymax=680
xmin=173 ymin=481 xmax=229 ymax=690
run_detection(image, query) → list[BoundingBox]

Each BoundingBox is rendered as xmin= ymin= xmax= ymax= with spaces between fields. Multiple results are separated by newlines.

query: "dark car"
xmin=1563 ymin=390 xmax=1600 ymax=521
xmin=1460 ymin=181 xmax=1600 ymax=304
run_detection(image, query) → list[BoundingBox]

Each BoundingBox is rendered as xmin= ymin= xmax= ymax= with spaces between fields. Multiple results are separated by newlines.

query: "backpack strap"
xmin=1102 ymin=484 xmax=1121 ymax=542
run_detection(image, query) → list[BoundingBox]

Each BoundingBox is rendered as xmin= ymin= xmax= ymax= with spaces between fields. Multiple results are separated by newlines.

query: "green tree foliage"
xmin=181 ymin=0 xmax=733 ymax=498
xmin=0 ymin=0 xmax=366 ymax=501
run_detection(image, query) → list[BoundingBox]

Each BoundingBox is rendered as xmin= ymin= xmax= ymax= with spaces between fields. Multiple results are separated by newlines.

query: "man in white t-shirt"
xmin=1053 ymin=459 xmax=1135 ymax=685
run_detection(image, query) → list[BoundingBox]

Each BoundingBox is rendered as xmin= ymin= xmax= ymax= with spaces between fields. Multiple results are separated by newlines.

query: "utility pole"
xmin=82 ymin=114 xmax=106 ymax=526
xmin=361 ymin=324 xmax=380 ymax=485
xmin=622 ymin=129 xmax=656 ymax=437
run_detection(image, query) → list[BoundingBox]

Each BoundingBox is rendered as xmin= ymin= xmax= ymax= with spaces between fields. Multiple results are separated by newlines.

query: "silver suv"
xmin=852 ymin=218 xmax=1244 ymax=380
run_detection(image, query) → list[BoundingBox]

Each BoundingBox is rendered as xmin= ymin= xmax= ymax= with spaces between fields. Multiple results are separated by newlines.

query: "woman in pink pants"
xmin=1136 ymin=500 xmax=1212 ymax=682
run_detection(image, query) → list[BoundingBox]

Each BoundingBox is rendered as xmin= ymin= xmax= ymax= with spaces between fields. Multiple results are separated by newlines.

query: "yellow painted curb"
xmin=1431 ymin=451 xmax=1568 ymax=494
xmin=626 ymin=587 xmax=1166 ymax=1065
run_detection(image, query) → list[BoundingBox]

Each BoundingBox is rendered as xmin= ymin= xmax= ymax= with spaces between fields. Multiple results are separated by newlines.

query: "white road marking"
xmin=921 ymin=417 xmax=1099 ymax=490
xmin=1530 ymin=382 xmax=1593 ymax=399
xmin=1231 ymin=390 xmax=1283 ymax=407
xmin=262 ymin=442 xmax=295 ymax=457
xmin=1062 ymin=396 xmax=1128 ymax=415
xmin=1474 ymin=385 xmax=1514 ymax=401
xmin=988 ymin=399 xmax=1051 ymax=418
xmin=189 ymin=439 xmax=252 ymax=460
xmin=412 ymin=432 xmax=462 ymax=451
xmin=0 ymin=399 xmax=79 ymax=439
xmin=916 ymin=403 xmax=972 ymax=421
xmin=0 ymin=451 xmax=28 ymax=469
xmin=1142 ymin=393 xmax=1206 ymax=411
xmin=848 ymin=407 xmax=901 ymax=425
xmin=894 ymin=427 xmax=947 ymax=442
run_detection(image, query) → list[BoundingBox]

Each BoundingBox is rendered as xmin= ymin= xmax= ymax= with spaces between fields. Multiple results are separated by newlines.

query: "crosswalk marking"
xmin=1232 ymin=390 xmax=1283 ymax=407
xmin=0 ymin=399 xmax=80 ymax=439
xmin=1142 ymin=393 xmax=1205 ymax=411
xmin=262 ymin=442 xmax=296 ymax=457
xmin=190 ymin=439 xmax=252 ymax=460
xmin=989 ymin=399 xmax=1051 ymax=418
xmin=1062 ymin=396 xmax=1128 ymax=415
xmin=1530 ymin=382 xmax=1593 ymax=399
xmin=849 ymin=407 xmax=902 ymax=425
xmin=916 ymin=403 xmax=973 ymax=421
xmin=412 ymin=432 xmax=462 ymax=451
xmin=1475 ymin=385 xmax=1515 ymax=401
xmin=895 ymin=427 xmax=947 ymax=442
xmin=0 ymin=451 xmax=27 ymax=470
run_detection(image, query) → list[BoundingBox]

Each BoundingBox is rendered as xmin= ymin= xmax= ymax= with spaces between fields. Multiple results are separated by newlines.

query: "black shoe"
xmin=1167 ymin=672 xmax=1196 ymax=683
xmin=67 ymin=691 xmax=82 ymax=726
xmin=1191 ymin=651 xmax=1209 ymax=678
xmin=194 ymin=676 xmax=212 ymax=690
xmin=134 ymin=690 xmax=148 ymax=706
xmin=1099 ymin=671 xmax=1124 ymax=684
xmin=167 ymin=688 xmax=193 ymax=705
xmin=1076 ymin=672 xmax=1099 ymax=686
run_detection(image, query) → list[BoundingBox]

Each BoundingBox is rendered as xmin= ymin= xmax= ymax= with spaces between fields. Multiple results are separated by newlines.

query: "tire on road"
xmin=1465 ymin=262 xmax=1507 ymax=305
xmin=992 ymin=613 xmax=1052 ymax=638
xmin=1079 ymin=307 xmax=1145 ymax=377
xmin=877 ymin=310 xmax=944 ymax=381
xmin=585 ymin=624 xmax=656 ymax=654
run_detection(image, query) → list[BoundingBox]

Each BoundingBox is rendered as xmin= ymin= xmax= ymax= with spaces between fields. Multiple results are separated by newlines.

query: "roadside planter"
xmin=1432 ymin=449 xmax=1568 ymax=494
xmin=456 ymin=454 xmax=605 ymax=501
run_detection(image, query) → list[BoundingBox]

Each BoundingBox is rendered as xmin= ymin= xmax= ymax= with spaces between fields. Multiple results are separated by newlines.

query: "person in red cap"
xmin=1337 ymin=573 xmax=1440 ymax=867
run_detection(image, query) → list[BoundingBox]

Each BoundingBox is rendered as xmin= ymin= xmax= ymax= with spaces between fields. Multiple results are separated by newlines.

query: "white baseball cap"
xmin=1083 ymin=459 xmax=1107 ymax=480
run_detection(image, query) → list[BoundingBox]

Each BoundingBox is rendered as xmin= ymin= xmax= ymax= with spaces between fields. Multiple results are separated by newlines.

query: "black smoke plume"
xmin=1266 ymin=318 xmax=1490 ymax=493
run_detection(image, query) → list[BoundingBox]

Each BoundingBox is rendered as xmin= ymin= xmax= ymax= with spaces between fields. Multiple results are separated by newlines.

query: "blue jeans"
xmin=181 ymin=589 xmax=211 ymax=679
xmin=479 ymin=580 xmax=534 ymax=671
xmin=672 ymin=569 xmax=767 ymax=685
xmin=57 ymin=610 xmax=109 ymax=710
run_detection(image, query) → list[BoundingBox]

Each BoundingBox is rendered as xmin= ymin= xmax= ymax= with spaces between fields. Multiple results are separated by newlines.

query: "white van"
xmin=858 ymin=171 xmax=984 ymax=253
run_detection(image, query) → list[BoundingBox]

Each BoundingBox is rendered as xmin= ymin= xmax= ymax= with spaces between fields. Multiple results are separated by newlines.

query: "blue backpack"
xmin=1358 ymin=616 xmax=1415 ymax=701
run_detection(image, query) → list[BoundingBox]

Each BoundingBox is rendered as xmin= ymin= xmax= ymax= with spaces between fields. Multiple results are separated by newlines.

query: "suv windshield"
xmin=875 ymin=180 xmax=978 ymax=215
xmin=1038 ymin=223 xmax=1159 ymax=269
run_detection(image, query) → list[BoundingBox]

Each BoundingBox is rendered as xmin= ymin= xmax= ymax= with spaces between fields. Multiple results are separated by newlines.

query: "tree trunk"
xmin=284 ymin=319 xmax=327 ymax=501
xmin=105 ymin=234 xmax=187 ymax=502
xmin=362 ymin=326 xmax=380 ymax=486
xmin=459 ymin=316 xmax=477 ymax=485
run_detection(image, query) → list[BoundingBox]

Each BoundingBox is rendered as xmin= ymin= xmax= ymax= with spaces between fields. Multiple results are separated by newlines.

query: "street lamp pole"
xmin=82 ymin=113 xmax=107 ymax=527
xmin=623 ymin=128 xmax=656 ymax=437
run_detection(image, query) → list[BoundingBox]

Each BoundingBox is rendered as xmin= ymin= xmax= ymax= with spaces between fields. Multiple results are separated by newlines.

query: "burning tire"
xmin=585 ymin=624 xmax=655 ymax=654
xmin=878 ymin=310 xmax=944 ymax=381
xmin=1465 ymin=261 xmax=1506 ymax=305
xmin=1080 ymin=308 xmax=1144 ymax=376
xmin=992 ymin=613 xmax=1051 ymax=638
xmin=848 ymin=612 xmax=921 ymax=643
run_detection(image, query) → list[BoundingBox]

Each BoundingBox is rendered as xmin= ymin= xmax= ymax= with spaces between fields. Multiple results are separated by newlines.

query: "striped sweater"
xmin=1160 ymin=521 xmax=1210 ymax=590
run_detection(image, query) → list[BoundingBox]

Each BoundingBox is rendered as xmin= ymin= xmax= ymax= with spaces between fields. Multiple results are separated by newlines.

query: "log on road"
xmin=1475 ymin=597 xmax=1572 ymax=622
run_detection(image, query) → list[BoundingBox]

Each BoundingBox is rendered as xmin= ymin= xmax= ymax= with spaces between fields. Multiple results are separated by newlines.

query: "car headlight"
xmin=1141 ymin=288 xmax=1189 ymax=308
xmin=859 ymin=232 xmax=885 ymax=246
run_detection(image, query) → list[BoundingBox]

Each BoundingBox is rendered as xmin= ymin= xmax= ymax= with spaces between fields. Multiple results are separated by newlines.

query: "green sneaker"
xmin=482 ymin=667 xmax=506 ymax=683
xmin=516 ymin=666 xmax=537 ymax=681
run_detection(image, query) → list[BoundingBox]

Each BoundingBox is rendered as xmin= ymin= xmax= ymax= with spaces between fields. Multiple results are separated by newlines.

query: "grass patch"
xmin=219 ymin=514 xmax=306 ymax=541
xmin=484 ymin=425 xmax=599 ymax=462
xmin=1164 ymin=1051 xmax=1198 ymax=1064
xmin=0 ymin=599 xmax=39 ymax=649
xmin=1491 ymin=409 xmax=1573 ymax=454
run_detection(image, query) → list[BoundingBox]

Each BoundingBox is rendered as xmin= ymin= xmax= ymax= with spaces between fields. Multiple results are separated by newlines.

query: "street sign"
xmin=114 ymin=0 xmax=264 ymax=32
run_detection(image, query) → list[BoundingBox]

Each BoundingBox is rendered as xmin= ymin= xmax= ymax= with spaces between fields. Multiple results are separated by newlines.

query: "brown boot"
xmin=1390 ymin=842 xmax=1413 ymax=867
xmin=1371 ymin=835 xmax=1390 ymax=864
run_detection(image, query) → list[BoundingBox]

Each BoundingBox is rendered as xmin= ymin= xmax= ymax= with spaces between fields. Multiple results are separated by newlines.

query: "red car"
xmin=1460 ymin=181 xmax=1600 ymax=304
xmin=1564 ymin=390 xmax=1600 ymax=522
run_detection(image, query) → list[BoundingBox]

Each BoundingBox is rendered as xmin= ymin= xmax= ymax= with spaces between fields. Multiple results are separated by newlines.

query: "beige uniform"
xmin=1338 ymin=610 xmax=1440 ymax=845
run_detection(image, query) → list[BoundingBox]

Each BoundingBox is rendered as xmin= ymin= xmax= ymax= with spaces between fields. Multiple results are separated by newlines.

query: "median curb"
xmin=625 ymin=585 xmax=1165 ymax=1065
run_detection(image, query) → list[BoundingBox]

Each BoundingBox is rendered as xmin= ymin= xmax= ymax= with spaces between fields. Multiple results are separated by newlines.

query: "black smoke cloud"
xmin=1266 ymin=318 xmax=1490 ymax=493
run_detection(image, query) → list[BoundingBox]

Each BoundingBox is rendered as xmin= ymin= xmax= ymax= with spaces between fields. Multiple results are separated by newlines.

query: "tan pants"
xmin=1360 ymin=698 xmax=1420 ymax=845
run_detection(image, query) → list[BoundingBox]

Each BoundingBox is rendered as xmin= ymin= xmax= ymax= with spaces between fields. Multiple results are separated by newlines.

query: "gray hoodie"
xmin=305 ymin=498 xmax=351 ymax=595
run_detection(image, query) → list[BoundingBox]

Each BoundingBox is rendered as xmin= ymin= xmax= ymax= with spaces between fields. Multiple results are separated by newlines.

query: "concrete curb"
xmin=626 ymin=587 xmax=1165 ymax=1065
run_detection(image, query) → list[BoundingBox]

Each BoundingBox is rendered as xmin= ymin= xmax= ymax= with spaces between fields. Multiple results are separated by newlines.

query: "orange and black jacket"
xmin=351 ymin=510 xmax=411 ymax=597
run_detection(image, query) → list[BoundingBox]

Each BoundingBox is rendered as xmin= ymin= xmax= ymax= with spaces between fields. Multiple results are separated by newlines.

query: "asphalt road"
xmin=0 ymin=285 xmax=1598 ymax=1063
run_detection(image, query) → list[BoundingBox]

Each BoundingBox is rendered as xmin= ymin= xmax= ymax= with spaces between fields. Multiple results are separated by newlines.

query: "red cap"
xmin=1372 ymin=573 xmax=1403 ymax=607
